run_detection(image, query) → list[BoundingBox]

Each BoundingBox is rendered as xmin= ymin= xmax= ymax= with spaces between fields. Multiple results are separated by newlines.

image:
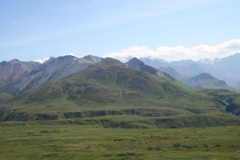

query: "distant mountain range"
xmin=0 ymin=55 xmax=240 ymax=128
xmin=0 ymin=53 xmax=239 ymax=94
xmin=138 ymin=53 xmax=240 ymax=88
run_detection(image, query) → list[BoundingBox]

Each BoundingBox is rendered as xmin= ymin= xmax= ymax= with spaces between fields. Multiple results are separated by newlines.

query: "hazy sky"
xmin=1 ymin=0 xmax=240 ymax=62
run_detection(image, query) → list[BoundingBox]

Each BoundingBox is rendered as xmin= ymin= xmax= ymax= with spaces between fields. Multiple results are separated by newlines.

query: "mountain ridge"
xmin=126 ymin=57 xmax=175 ymax=81
xmin=137 ymin=53 xmax=240 ymax=87
xmin=0 ymin=55 xmax=103 ymax=95
xmin=0 ymin=56 xmax=240 ymax=128
xmin=1 ymin=53 xmax=239 ymax=93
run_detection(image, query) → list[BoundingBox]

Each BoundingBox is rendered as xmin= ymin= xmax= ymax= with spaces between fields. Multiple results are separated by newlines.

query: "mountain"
xmin=0 ymin=59 xmax=40 ymax=87
xmin=158 ymin=66 xmax=187 ymax=80
xmin=181 ymin=73 xmax=235 ymax=91
xmin=0 ymin=55 xmax=103 ymax=95
xmin=214 ymin=53 xmax=240 ymax=75
xmin=0 ymin=56 xmax=240 ymax=128
xmin=139 ymin=57 xmax=169 ymax=68
xmin=170 ymin=60 xmax=205 ymax=76
xmin=140 ymin=53 xmax=240 ymax=87
xmin=1 ymin=57 xmax=240 ymax=128
xmin=22 ymin=58 xmax=184 ymax=105
xmin=126 ymin=58 xmax=175 ymax=81
xmin=234 ymin=82 xmax=240 ymax=92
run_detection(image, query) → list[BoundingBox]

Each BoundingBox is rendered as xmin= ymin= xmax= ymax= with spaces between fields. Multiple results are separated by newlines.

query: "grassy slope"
xmin=0 ymin=93 xmax=13 ymax=102
xmin=200 ymin=89 xmax=240 ymax=116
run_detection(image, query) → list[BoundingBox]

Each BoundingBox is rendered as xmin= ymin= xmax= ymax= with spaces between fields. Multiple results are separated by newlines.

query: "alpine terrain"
xmin=0 ymin=55 xmax=240 ymax=128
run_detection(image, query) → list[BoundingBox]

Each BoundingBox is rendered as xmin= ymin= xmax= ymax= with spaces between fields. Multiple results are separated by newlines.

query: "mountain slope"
xmin=139 ymin=57 xmax=169 ymax=68
xmin=126 ymin=58 xmax=175 ymax=81
xmin=214 ymin=53 xmax=240 ymax=75
xmin=0 ymin=55 xmax=103 ymax=95
xmin=0 ymin=59 xmax=40 ymax=87
xmin=200 ymin=89 xmax=240 ymax=116
xmin=159 ymin=66 xmax=187 ymax=80
xmin=181 ymin=73 xmax=235 ymax=91
xmin=234 ymin=82 xmax=240 ymax=93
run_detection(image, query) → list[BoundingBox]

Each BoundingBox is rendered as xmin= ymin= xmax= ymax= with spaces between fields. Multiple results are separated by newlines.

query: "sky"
xmin=1 ymin=0 xmax=240 ymax=62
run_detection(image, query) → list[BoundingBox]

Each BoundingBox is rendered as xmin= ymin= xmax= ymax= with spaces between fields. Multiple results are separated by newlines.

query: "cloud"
xmin=105 ymin=39 xmax=240 ymax=61
xmin=65 ymin=53 xmax=79 ymax=58
xmin=34 ymin=57 xmax=50 ymax=63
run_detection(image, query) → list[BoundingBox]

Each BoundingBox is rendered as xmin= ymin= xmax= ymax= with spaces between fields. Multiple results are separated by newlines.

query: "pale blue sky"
xmin=1 ymin=0 xmax=240 ymax=62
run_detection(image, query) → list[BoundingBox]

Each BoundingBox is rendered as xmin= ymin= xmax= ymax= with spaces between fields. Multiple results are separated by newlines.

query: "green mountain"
xmin=11 ymin=58 xmax=187 ymax=105
xmin=0 ymin=58 xmax=239 ymax=128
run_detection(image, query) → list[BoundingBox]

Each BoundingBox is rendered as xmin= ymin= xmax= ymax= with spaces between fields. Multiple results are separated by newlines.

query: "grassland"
xmin=0 ymin=123 xmax=239 ymax=160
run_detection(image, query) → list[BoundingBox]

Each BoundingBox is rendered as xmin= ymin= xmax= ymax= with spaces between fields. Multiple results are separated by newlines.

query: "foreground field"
xmin=0 ymin=124 xmax=239 ymax=160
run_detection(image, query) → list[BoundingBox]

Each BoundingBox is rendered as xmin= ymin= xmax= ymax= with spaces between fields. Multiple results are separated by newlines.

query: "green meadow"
xmin=0 ymin=123 xmax=239 ymax=160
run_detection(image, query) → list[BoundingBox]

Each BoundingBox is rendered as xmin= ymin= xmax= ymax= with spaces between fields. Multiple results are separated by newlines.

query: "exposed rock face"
xmin=1 ymin=55 xmax=103 ymax=95
xmin=0 ymin=59 xmax=40 ymax=87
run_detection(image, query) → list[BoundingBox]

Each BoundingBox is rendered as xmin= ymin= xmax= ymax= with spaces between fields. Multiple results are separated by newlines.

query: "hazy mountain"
xmin=234 ymin=82 xmax=240 ymax=92
xmin=158 ymin=66 xmax=187 ymax=80
xmin=0 ymin=55 xmax=103 ymax=95
xmin=0 ymin=59 xmax=40 ymax=87
xmin=170 ymin=60 xmax=208 ymax=76
xmin=181 ymin=73 xmax=235 ymax=91
xmin=214 ymin=53 xmax=240 ymax=75
xmin=126 ymin=58 xmax=175 ymax=81
xmin=139 ymin=57 xmax=169 ymax=68
xmin=140 ymin=53 xmax=240 ymax=87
